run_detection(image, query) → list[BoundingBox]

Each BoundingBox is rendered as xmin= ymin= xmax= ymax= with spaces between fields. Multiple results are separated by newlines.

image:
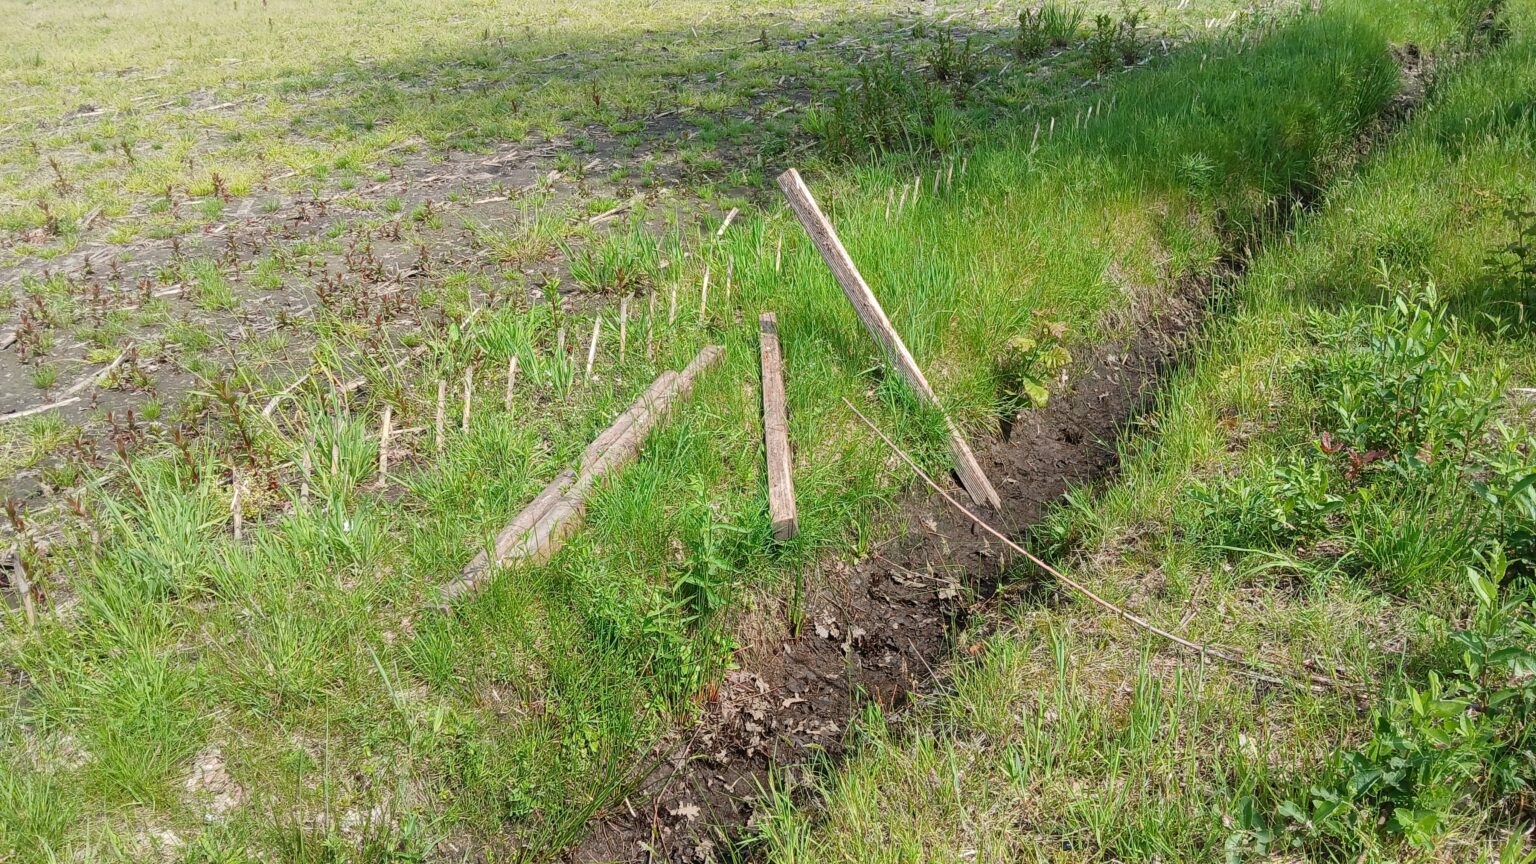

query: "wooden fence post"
xmin=776 ymin=168 xmax=1000 ymax=510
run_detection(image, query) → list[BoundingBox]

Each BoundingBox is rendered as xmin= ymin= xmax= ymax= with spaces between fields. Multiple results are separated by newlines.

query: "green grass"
xmin=0 ymin=0 xmax=1264 ymax=257
xmin=0 ymin=0 xmax=1515 ymax=861
xmin=753 ymin=8 xmax=1536 ymax=863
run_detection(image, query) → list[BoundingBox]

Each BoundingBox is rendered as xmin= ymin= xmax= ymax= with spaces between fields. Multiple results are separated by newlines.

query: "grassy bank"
xmin=0 ymin=1 xmax=1496 ymax=861
xmin=755 ymin=8 xmax=1536 ymax=862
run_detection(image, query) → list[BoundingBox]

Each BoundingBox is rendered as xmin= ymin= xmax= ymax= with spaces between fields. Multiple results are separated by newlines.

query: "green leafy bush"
xmin=1232 ymin=547 xmax=1534 ymax=856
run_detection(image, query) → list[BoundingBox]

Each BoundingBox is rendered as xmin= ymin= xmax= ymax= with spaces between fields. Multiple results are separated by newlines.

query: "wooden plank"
xmin=445 ymin=347 xmax=722 ymax=600
xmin=775 ymin=168 xmax=1000 ymax=510
xmin=511 ymin=345 xmax=724 ymax=564
xmin=758 ymin=313 xmax=798 ymax=540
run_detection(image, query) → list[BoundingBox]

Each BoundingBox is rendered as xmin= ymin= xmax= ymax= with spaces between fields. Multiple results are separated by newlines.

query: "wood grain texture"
xmin=446 ymin=346 xmax=724 ymax=600
xmin=776 ymin=168 xmax=1000 ymax=510
xmin=758 ymin=313 xmax=798 ymax=540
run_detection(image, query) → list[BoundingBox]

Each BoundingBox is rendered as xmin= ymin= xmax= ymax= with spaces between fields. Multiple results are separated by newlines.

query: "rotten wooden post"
xmin=447 ymin=345 xmax=725 ymax=600
xmin=776 ymin=168 xmax=1001 ymax=510
xmin=758 ymin=313 xmax=798 ymax=541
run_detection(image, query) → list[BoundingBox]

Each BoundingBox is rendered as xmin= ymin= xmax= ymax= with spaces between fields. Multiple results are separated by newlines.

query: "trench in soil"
xmin=564 ymin=40 xmax=1439 ymax=864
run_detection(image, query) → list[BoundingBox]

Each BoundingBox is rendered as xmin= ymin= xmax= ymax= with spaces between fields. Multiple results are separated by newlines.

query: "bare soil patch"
xmin=569 ymin=279 xmax=1208 ymax=862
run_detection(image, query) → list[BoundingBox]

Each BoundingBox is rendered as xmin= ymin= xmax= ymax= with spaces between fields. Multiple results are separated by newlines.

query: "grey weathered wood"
xmin=758 ymin=313 xmax=798 ymax=540
xmin=446 ymin=346 xmax=723 ymax=600
xmin=0 ymin=396 xmax=81 ymax=424
xmin=776 ymin=168 xmax=1001 ymax=510
xmin=512 ymin=346 xmax=723 ymax=564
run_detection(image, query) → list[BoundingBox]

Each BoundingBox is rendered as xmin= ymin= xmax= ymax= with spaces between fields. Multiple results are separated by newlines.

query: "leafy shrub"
xmin=926 ymin=27 xmax=982 ymax=92
xmin=1300 ymin=286 xmax=1502 ymax=460
xmin=1088 ymin=10 xmax=1146 ymax=71
xmin=1231 ymin=547 xmax=1535 ymax=855
xmin=995 ymin=317 xmax=1071 ymax=412
xmin=1482 ymin=190 xmax=1536 ymax=315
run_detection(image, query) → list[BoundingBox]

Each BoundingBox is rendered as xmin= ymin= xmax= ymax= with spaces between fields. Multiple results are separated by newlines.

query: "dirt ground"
xmin=568 ymin=276 xmax=1207 ymax=862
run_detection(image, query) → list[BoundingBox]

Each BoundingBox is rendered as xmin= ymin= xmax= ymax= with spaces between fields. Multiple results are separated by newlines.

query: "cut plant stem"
xmin=647 ymin=291 xmax=657 ymax=357
xmin=698 ymin=265 xmax=710 ymax=325
xmin=777 ymin=168 xmax=1000 ymax=510
xmin=759 ymin=312 xmax=798 ymax=541
xmin=435 ymin=379 xmax=447 ymax=453
xmin=378 ymin=403 xmax=392 ymax=482
xmin=300 ymin=447 xmax=311 ymax=501
xmin=619 ymin=295 xmax=629 ymax=361
xmin=8 ymin=546 xmax=35 ymax=629
xmin=585 ymin=316 xmax=601 ymax=380
xmin=716 ymin=207 xmax=738 ymax=237
xmin=231 ymin=468 xmax=243 ymax=540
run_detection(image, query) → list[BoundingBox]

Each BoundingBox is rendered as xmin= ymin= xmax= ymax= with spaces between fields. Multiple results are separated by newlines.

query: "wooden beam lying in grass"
xmin=777 ymin=168 xmax=1001 ymax=511
xmin=758 ymin=313 xmax=798 ymax=541
xmin=445 ymin=345 xmax=724 ymax=601
xmin=1 ymin=396 xmax=81 ymax=424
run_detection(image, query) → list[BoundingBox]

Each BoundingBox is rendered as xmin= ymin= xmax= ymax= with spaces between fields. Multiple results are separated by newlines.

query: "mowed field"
xmin=3 ymin=0 xmax=1535 ymax=862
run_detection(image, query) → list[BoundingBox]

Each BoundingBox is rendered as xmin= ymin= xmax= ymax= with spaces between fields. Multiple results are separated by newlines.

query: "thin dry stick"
xmin=231 ymin=469 xmax=243 ymax=541
xmin=1 ymin=396 xmax=81 ymax=424
xmin=461 ymin=367 xmax=474 ymax=431
xmin=330 ymin=438 xmax=339 ymax=478
xmin=584 ymin=316 xmax=601 ymax=379
xmin=698 ymin=266 xmax=710 ymax=325
xmin=946 ymin=160 xmax=955 ymax=189
xmin=619 ymin=296 xmax=629 ymax=361
xmin=842 ymin=398 xmax=1345 ymax=693
xmin=716 ymin=207 xmax=739 ymax=238
xmin=668 ymin=285 xmax=678 ymax=325
xmin=775 ymin=234 xmax=783 ymax=272
xmin=435 ymin=379 xmax=447 ymax=453
xmin=504 ymin=356 xmax=519 ymax=411
xmin=378 ymin=403 xmax=393 ymax=482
